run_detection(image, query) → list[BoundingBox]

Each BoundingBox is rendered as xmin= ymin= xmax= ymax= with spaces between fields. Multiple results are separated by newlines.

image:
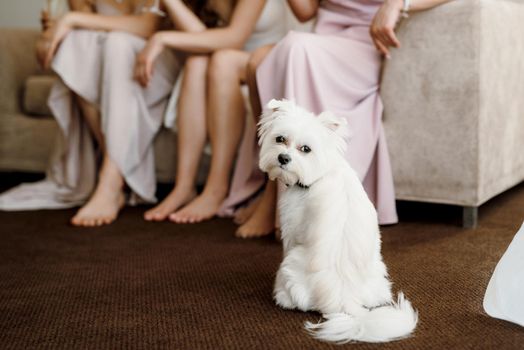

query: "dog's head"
xmin=258 ymin=99 xmax=349 ymax=187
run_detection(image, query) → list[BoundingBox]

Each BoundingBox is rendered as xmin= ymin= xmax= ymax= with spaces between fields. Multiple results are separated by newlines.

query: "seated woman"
xmin=233 ymin=0 xmax=453 ymax=238
xmin=139 ymin=0 xmax=289 ymax=223
xmin=0 ymin=0 xmax=199 ymax=226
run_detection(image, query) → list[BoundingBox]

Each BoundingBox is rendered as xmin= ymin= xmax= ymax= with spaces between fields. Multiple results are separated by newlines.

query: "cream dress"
xmin=0 ymin=0 xmax=180 ymax=210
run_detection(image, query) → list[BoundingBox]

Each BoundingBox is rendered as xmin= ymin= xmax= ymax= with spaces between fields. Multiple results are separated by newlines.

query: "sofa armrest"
xmin=477 ymin=0 xmax=524 ymax=204
xmin=0 ymin=29 xmax=44 ymax=114
xmin=382 ymin=0 xmax=524 ymax=207
xmin=381 ymin=0 xmax=480 ymax=205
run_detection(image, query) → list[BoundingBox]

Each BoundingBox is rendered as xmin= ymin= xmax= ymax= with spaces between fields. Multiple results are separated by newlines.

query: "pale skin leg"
xmin=235 ymin=45 xmax=278 ymax=238
xmin=236 ymin=180 xmax=277 ymax=238
xmin=144 ymin=55 xmax=209 ymax=221
xmin=169 ymin=50 xmax=249 ymax=223
xmin=233 ymin=44 xmax=273 ymax=226
xmin=75 ymin=94 xmax=104 ymax=149
xmin=70 ymin=96 xmax=125 ymax=227
xmin=233 ymin=194 xmax=261 ymax=225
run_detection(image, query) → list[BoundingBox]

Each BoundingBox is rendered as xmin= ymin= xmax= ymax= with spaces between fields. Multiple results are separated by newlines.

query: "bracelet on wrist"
xmin=401 ymin=0 xmax=411 ymax=18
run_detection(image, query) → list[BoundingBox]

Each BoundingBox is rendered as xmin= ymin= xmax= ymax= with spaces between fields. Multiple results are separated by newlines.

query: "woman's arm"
xmin=59 ymin=12 xmax=159 ymax=38
xmin=43 ymin=1 xmax=161 ymax=68
xmin=153 ymin=0 xmax=265 ymax=53
xmin=163 ymin=0 xmax=206 ymax=32
xmin=287 ymin=0 xmax=319 ymax=22
xmin=409 ymin=0 xmax=453 ymax=11
xmin=134 ymin=0 xmax=265 ymax=86
xmin=370 ymin=0 xmax=453 ymax=57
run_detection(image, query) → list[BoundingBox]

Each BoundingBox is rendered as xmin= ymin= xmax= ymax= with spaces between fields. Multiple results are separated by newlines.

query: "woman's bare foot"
xmin=236 ymin=181 xmax=277 ymax=238
xmin=169 ymin=188 xmax=227 ymax=224
xmin=71 ymin=188 xmax=125 ymax=227
xmin=235 ymin=198 xmax=275 ymax=239
xmin=144 ymin=187 xmax=197 ymax=221
xmin=233 ymin=195 xmax=261 ymax=225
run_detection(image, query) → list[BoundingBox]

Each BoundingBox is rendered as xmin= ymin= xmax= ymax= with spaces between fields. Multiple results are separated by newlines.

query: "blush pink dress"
xmin=224 ymin=0 xmax=398 ymax=224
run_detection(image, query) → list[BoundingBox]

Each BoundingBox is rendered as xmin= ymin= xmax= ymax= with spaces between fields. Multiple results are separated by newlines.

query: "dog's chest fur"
xmin=279 ymin=166 xmax=349 ymax=247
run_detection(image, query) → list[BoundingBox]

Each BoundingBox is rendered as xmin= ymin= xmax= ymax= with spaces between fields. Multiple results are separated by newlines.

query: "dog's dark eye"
xmin=300 ymin=145 xmax=311 ymax=153
xmin=275 ymin=136 xmax=286 ymax=144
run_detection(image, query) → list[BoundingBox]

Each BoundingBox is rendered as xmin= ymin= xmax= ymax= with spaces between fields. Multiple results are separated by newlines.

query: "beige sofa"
xmin=1 ymin=0 xmax=523 ymax=227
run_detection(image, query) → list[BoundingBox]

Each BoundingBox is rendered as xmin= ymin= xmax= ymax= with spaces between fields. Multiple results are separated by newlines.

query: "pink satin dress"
xmin=224 ymin=0 xmax=398 ymax=224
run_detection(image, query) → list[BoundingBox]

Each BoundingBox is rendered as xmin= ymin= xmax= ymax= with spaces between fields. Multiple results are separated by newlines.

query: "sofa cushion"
xmin=23 ymin=75 xmax=57 ymax=117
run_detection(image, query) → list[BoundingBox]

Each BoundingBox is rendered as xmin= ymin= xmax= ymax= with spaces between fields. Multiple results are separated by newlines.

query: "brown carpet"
xmin=1 ymin=175 xmax=524 ymax=349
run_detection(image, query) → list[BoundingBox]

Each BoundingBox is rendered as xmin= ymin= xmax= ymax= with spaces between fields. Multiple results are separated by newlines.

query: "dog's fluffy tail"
xmin=305 ymin=292 xmax=418 ymax=344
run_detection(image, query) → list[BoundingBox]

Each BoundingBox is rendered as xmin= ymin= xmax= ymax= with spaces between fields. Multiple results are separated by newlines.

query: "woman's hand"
xmin=40 ymin=10 xmax=55 ymax=31
xmin=370 ymin=0 xmax=403 ymax=58
xmin=134 ymin=33 xmax=165 ymax=87
xmin=36 ymin=34 xmax=52 ymax=69
xmin=43 ymin=13 xmax=76 ymax=69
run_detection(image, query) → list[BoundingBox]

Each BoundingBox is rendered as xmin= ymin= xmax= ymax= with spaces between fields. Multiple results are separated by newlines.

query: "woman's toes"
xmin=71 ymin=216 xmax=82 ymax=226
xmin=154 ymin=212 xmax=166 ymax=221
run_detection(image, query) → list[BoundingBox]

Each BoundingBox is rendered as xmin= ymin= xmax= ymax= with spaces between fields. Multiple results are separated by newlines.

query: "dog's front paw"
xmin=274 ymin=289 xmax=296 ymax=310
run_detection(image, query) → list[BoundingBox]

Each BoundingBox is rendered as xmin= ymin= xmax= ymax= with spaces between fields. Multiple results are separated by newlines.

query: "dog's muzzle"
xmin=278 ymin=153 xmax=291 ymax=165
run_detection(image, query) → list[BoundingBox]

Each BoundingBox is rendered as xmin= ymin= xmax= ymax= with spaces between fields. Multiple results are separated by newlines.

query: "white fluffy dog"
xmin=258 ymin=99 xmax=418 ymax=343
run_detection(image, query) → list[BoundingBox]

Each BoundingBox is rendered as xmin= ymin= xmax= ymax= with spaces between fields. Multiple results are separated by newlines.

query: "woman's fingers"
xmin=133 ymin=52 xmax=148 ymax=87
xmin=375 ymin=37 xmax=390 ymax=58
xmin=372 ymin=26 xmax=399 ymax=58
xmin=137 ymin=64 xmax=146 ymax=87
xmin=145 ymin=58 xmax=154 ymax=86
xmin=44 ymin=38 xmax=58 ymax=69
xmin=386 ymin=27 xmax=401 ymax=48
xmin=141 ymin=63 xmax=150 ymax=87
xmin=369 ymin=2 xmax=402 ymax=56
xmin=371 ymin=26 xmax=390 ymax=57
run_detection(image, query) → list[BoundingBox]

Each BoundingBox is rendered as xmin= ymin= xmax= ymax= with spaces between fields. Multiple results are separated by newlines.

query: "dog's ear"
xmin=266 ymin=99 xmax=296 ymax=113
xmin=318 ymin=111 xmax=351 ymax=139
xmin=257 ymin=101 xmax=280 ymax=145
xmin=266 ymin=99 xmax=285 ymax=111
xmin=257 ymin=99 xmax=293 ymax=145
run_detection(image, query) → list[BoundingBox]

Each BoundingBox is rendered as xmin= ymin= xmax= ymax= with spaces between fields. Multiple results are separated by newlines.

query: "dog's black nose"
xmin=278 ymin=153 xmax=291 ymax=165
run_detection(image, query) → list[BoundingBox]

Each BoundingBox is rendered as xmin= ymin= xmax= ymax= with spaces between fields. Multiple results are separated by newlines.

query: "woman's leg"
xmin=144 ymin=55 xmax=209 ymax=221
xmin=71 ymin=154 xmax=125 ymax=226
xmin=236 ymin=180 xmax=276 ymax=238
xmin=170 ymin=50 xmax=250 ymax=223
xmin=235 ymin=45 xmax=278 ymax=238
xmin=71 ymin=32 xmax=147 ymax=227
xmin=75 ymin=94 xmax=104 ymax=149
xmin=69 ymin=94 xmax=125 ymax=227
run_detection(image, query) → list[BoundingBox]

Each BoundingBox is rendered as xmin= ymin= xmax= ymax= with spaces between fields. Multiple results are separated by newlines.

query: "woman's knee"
xmin=207 ymin=49 xmax=243 ymax=83
xmin=278 ymin=31 xmax=314 ymax=54
xmin=185 ymin=55 xmax=209 ymax=74
xmin=104 ymin=31 xmax=140 ymax=56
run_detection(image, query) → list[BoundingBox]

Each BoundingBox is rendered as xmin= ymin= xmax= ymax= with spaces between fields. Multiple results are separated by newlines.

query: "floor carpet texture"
xmin=1 ymin=176 xmax=524 ymax=349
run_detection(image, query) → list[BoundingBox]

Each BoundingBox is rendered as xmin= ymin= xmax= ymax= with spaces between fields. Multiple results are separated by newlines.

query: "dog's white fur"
xmin=258 ymin=99 xmax=418 ymax=343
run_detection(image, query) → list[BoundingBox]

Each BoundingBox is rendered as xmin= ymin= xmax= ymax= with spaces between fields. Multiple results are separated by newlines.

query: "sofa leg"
xmin=463 ymin=206 xmax=478 ymax=229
